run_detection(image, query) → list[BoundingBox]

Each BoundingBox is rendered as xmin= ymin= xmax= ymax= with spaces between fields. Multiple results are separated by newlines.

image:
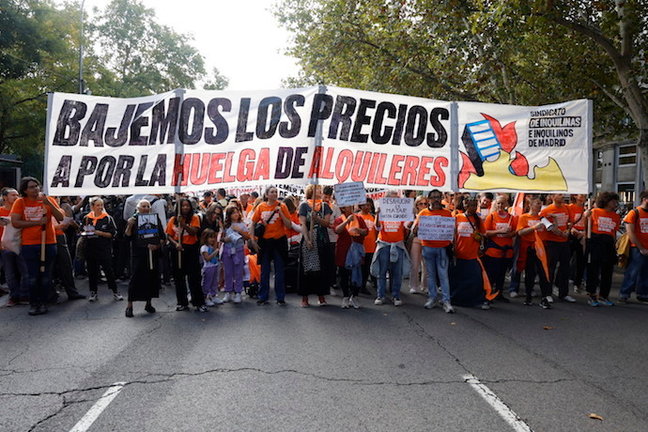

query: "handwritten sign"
xmin=379 ymin=198 xmax=414 ymax=222
xmin=418 ymin=216 xmax=455 ymax=242
xmin=334 ymin=182 xmax=367 ymax=208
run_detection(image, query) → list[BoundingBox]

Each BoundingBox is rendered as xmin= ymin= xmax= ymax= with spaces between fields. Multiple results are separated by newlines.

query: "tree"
xmin=203 ymin=67 xmax=229 ymax=90
xmin=91 ymin=0 xmax=207 ymax=97
xmin=275 ymin=0 xmax=645 ymax=184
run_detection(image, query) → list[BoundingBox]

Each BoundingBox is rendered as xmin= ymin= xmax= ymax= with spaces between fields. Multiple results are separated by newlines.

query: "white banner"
xmin=456 ymin=100 xmax=591 ymax=193
xmin=378 ymin=197 xmax=414 ymax=222
xmin=44 ymin=87 xmax=591 ymax=195
xmin=418 ymin=216 xmax=455 ymax=242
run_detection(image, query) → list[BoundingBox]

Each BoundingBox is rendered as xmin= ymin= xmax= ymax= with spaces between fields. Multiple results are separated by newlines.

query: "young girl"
xmin=222 ymin=206 xmax=250 ymax=303
xmin=200 ymin=229 xmax=223 ymax=307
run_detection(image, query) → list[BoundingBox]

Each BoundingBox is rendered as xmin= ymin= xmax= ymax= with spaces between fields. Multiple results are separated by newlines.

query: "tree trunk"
xmin=639 ymin=129 xmax=648 ymax=198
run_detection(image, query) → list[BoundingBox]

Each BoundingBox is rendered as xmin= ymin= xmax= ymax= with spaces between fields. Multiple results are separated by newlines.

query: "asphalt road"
xmin=1 ymin=276 xmax=647 ymax=432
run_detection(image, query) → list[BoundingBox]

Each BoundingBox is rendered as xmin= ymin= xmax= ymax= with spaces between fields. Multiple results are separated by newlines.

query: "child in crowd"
xmin=221 ymin=206 xmax=250 ymax=303
xmin=200 ymin=229 xmax=223 ymax=307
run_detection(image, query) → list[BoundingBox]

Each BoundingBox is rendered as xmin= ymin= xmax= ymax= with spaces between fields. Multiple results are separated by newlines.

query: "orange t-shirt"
xmin=377 ymin=221 xmax=406 ymax=243
xmin=416 ymin=208 xmax=453 ymax=248
xmin=455 ymin=213 xmax=483 ymax=260
xmin=624 ymin=207 xmax=648 ymax=248
xmin=539 ymin=203 xmax=571 ymax=243
xmin=590 ymin=208 xmax=620 ymax=238
xmin=166 ymin=215 xmax=201 ymax=245
xmin=0 ymin=207 xmax=10 ymax=240
xmin=516 ymin=213 xmax=542 ymax=245
xmin=286 ymin=211 xmax=301 ymax=239
xmin=10 ymin=197 xmax=60 ymax=245
xmin=569 ymin=203 xmax=586 ymax=231
xmin=252 ymin=202 xmax=290 ymax=239
xmin=358 ymin=212 xmax=377 ymax=253
xmin=484 ymin=211 xmax=517 ymax=258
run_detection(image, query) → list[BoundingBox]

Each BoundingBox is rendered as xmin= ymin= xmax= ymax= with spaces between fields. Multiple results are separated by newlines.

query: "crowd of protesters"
xmin=1 ymin=176 xmax=647 ymax=317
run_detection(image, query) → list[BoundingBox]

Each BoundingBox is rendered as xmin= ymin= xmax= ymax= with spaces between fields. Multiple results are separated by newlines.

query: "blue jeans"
xmin=21 ymin=244 xmax=57 ymax=307
xmin=620 ymin=247 xmax=648 ymax=298
xmin=259 ymin=246 xmax=286 ymax=302
xmin=376 ymin=246 xmax=404 ymax=299
xmin=1 ymin=250 xmax=29 ymax=299
xmin=422 ymin=246 xmax=450 ymax=303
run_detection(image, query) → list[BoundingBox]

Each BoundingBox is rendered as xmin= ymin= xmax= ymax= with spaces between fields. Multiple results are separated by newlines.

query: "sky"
xmin=80 ymin=0 xmax=302 ymax=91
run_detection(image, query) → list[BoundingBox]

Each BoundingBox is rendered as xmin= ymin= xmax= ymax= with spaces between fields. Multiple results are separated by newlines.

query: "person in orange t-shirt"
xmin=251 ymin=186 xmax=292 ymax=304
xmin=358 ymin=198 xmax=377 ymax=294
xmin=166 ymin=198 xmax=204 ymax=311
xmin=516 ymin=196 xmax=552 ymax=308
xmin=1 ymin=187 xmax=28 ymax=306
xmin=483 ymin=195 xmax=517 ymax=302
xmin=372 ymin=191 xmax=408 ymax=305
xmin=412 ymin=189 xmax=454 ymax=313
xmin=619 ymin=189 xmax=648 ymax=302
xmin=10 ymin=177 xmax=64 ymax=315
xmin=584 ymin=192 xmax=621 ymax=305
xmin=568 ymin=194 xmax=588 ymax=291
xmin=539 ymin=193 xmax=575 ymax=302
xmin=450 ymin=197 xmax=489 ymax=308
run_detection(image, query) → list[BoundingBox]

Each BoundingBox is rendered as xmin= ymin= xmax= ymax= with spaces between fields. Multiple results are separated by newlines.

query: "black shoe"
xmin=540 ymin=298 xmax=552 ymax=309
xmin=276 ymin=300 xmax=286 ymax=305
xmin=256 ymin=299 xmax=269 ymax=305
xmin=144 ymin=304 xmax=156 ymax=313
xmin=68 ymin=293 xmax=87 ymax=301
xmin=523 ymin=298 xmax=533 ymax=306
xmin=125 ymin=307 xmax=134 ymax=318
xmin=176 ymin=305 xmax=189 ymax=311
xmin=28 ymin=305 xmax=46 ymax=316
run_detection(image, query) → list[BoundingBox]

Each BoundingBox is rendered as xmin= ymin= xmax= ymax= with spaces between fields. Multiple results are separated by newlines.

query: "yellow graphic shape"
xmin=464 ymin=150 xmax=567 ymax=191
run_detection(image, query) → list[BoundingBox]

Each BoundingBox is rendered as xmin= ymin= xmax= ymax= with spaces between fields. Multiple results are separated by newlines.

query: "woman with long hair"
xmin=167 ymin=198 xmax=205 ymax=312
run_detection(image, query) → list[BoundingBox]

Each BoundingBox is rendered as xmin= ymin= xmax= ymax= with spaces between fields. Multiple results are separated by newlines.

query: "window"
xmin=618 ymin=144 xmax=637 ymax=166
xmin=617 ymin=182 xmax=635 ymax=203
xmin=596 ymin=150 xmax=603 ymax=169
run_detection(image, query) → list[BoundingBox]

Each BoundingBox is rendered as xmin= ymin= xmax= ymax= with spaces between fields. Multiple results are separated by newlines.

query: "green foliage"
xmin=203 ymin=67 xmax=230 ymax=91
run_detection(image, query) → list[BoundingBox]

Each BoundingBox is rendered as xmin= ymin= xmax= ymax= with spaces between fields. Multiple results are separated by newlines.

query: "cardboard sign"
xmin=418 ymin=216 xmax=455 ymax=242
xmin=378 ymin=197 xmax=414 ymax=222
xmin=137 ymin=214 xmax=159 ymax=243
xmin=334 ymin=181 xmax=367 ymax=208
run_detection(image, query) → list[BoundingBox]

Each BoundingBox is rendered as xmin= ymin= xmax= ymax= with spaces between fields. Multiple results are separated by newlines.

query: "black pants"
xmin=483 ymin=255 xmax=511 ymax=294
xmin=53 ymin=235 xmax=81 ymax=297
xmin=338 ymin=266 xmax=359 ymax=298
xmin=545 ymin=241 xmax=570 ymax=298
xmin=586 ymin=234 xmax=615 ymax=299
xmin=569 ymin=234 xmax=585 ymax=286
xmin=172 ymin=243 xmax=203 ymax=307
xmin=87 ymin=251 xmax=118 ymax=294
xmin=361 ymin=252 xmax=375 ymax=290
xmin=524 ymin=247 xmax=551 ymax=299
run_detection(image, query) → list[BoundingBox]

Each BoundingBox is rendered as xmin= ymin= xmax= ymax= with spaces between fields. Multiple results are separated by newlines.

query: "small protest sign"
xmin=378 ymin=198 xmax=414 ymax=222
xmin=137 ymin=214 xmax=160 ymax=243
xmin=418 ymin=216 xmax=455 ymax=242
xmin=334 ymin=182 xmax=367 ymax=208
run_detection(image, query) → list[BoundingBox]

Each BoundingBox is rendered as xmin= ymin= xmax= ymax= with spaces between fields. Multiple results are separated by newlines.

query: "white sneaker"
xmin=546 ymin=295 xmax=554 ymax=303
xmin=374 ymin=297 xmax=385 ymax=305
xmin=212 ymin=295 xmax=224 ymax=305
xmin=341 ymin=297 xmax=349 ymax=309
xmin=88 ymin=292 xmax=98 ymax=302
xmin=113 ymin=292 xmax=124 ymax=301
xmin=205 ymin=298 xmax=215 ymax=307
xmin=349 ymin=296 xmax=360 ymax=309
xmin=233 ymin=293 xmax=242 ymax=304
xmin=509 ymin=291 xmax=519 ymax=298
xmin=409 ymin=287 xmax=418 ymax=294
xmin=223 ymin=292 xmax=232 ymax=303
xmin=424 ymin=299 xmax=437 ymax=309
xmin=562 ymin=295 xmax=576 ymax=303
xmin=393 ymin=298 xmax=403 ymax=307
xmin=443 ymin=302 xmax=455 ymax=313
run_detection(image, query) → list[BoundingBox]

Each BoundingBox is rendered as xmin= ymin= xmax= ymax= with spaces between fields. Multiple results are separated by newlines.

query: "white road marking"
xmin=69 ymin=382 xmax=126 ymax=432
xmin=463 ymin=374 xmax=533 ymax=432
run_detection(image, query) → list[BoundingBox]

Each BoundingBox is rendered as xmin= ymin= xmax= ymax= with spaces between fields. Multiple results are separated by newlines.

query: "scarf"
xmin=85 ymin=210 xmax=109 ymax=226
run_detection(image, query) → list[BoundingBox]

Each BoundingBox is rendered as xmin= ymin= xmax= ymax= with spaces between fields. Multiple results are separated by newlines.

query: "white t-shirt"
xmin=200 ymin=245 xmax=219 ymax=268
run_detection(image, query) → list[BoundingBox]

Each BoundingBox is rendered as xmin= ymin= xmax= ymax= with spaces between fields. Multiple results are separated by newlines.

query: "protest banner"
xmin=334 ymin=181 xmax=367 ymax=207
xmin=378 ymin=197 xmax=414 ymax=222
xmin=456 ymin=99 xmax=592 ymax=193
xmin=418 ymin=216 xmax=455 ymax=242
xmin=43 ymin=86 xmax=591 ymax=196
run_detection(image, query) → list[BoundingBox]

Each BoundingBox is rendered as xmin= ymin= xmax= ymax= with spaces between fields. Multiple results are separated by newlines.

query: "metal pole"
xmin=79 ymin=0 xmax=85 ymax=94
